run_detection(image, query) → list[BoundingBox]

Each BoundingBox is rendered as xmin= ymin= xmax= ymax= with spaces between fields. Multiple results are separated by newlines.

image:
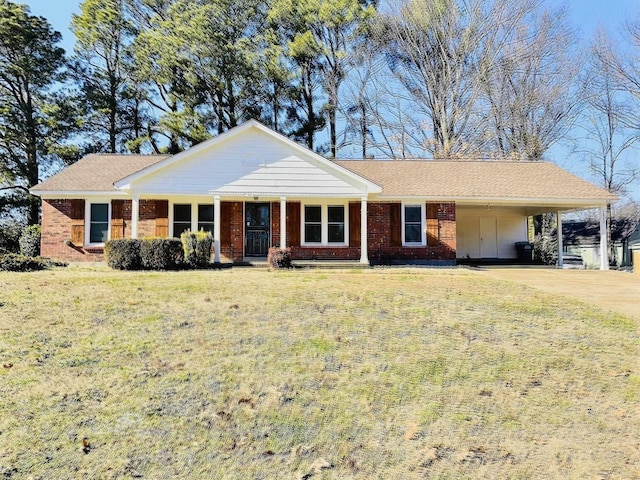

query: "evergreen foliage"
xmin=18 ymin=224 xmax=41 ymax=257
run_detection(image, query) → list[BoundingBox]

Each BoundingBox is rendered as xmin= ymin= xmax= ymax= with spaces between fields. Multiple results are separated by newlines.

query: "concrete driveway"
xmin=479 ymin=268 xmax=640 ymax=321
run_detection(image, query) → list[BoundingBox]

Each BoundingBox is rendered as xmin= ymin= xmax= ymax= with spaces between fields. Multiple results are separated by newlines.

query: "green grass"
xmin=0 ymin=267 xmax=638 ymax=479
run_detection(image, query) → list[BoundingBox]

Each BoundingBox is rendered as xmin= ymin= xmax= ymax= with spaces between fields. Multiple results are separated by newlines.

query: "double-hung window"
xmin=173 ymin=204 xmax=192 ymax=238
xmin=197 ymin=204 xmax=214 ymax=234
xmin=302 ymin=204 xmax=347 ymax=245
xmin=89 ymin=203 xmax=109 ymax=244
xmin=403 ymin=204 xmax=424 ymax=245
xmin=304 ymin=206 xmax=322 ymax=243
xmin=327 ymin=206 xmax=345 ymax=243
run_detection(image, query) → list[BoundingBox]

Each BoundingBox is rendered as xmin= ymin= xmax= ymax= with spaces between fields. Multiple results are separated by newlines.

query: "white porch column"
xmin=214 ymin=195 xmax=221 ymax=263
xmin=131 ymin=194 xmax=139 ymax=239
xmin=556 ymin=210 xmax=563 ymax=268
xmin=599 ymin=205 xmax=609 ymax=271
xmin=360 ymin=197 xmax=368 ymax=264
xmin=280 ymin=197 xmax=287 ymax=249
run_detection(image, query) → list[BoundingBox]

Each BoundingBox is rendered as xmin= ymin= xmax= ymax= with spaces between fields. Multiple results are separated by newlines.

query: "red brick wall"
xmin=271 ymin=201 xmax=280 ymax=248
xmin=41 ymin=199 xmax=105 ymax=262
xmin=367 ymin=202 xmax=456 ymax=263
xmin=220 ymin=201 xmax=244 ymax=261
xmin=41 ymin=198 xmax=166 ymax=262
xmin=138 ymin=200 xmax=159 ymax=238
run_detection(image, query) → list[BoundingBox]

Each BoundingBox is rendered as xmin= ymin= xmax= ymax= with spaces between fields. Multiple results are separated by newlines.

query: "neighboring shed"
xmin=561 ymin=218 xmax=639 ymax=268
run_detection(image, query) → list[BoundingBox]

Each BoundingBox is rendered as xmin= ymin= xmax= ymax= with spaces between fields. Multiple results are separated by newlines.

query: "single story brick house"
xmin=30 ymin=120 xmax=616 ymax=269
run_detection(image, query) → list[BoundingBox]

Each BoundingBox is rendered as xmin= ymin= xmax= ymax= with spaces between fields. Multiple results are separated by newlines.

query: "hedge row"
xmin=105 ymin=238 xmax=184 ymax=270
xmin=105 ymin=233 xmax=214 ymax=270
xmin=0 ymin=254 xmax=67 ymax=272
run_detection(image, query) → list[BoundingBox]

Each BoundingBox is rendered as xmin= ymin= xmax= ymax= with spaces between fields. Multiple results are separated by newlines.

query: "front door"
xmin=245 ymin=202 xmax=270 ymax=256
xmin=480 ymin=216 xmax=498 ymax=258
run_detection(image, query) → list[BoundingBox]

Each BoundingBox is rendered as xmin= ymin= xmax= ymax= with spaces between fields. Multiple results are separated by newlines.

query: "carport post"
xmin=599 ymin=205 xmax=609 ymax=270
xmin=556 ymin=210 xmax=563 ymax=268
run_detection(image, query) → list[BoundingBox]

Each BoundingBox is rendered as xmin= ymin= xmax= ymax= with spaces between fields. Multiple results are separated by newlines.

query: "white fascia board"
xmin=369 ymin=194 xmax=611 ymax=208
xmin=33 ymin=190 xmax=131 ymax=199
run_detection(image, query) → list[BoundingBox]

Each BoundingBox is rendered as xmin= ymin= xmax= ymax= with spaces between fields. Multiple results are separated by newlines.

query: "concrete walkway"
xmin=480 ymin=268 xmax=640 ymax=321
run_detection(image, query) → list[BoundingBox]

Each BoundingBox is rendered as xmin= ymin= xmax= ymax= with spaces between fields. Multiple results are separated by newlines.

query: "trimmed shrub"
xmin=0 ymin=254 xmax=67 ymax=272
xmin=19 ymin=224 xmax=41 ymax=257
xmin=105 ymin=239 xmax=142 ymax=270
xmin=268 ymin=247 xmax=293 ymax=269
xmin=0 ymin=221 xmax=22 ymax=254
xmin=181 ymin=230 xmax=213 ymax=268
xmin=140 ymin=238 xmax=184 ymax=270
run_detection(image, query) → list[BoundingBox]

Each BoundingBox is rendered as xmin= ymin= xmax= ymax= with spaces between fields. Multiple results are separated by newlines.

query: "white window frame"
xmin=85 ymin=200 xmax=111 ymax=247
xmin=197 ymin=203 xmax=215 ymax=234
xmin=169 ymin=201 xmax=215 ymax=238
xmin=301 ymin=202 xmax=349 ymax=246
xmin=402 ymin=203 xmax=426 ymax=246
xmin=171 ymin=202 xmax=193 ymax=238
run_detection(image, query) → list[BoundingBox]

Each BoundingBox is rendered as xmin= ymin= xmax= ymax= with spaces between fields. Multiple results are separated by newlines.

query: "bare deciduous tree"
xmin=480 ymin=5 xmax=580 ymax=160
xmin=580 ymin=30 xmax=640 ymax=262
xmin=375 ymin=0 xmax=539 ymax=158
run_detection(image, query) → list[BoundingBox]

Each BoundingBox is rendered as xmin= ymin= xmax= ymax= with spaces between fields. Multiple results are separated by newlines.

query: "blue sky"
xmin=21 ymin=0 xmax=637 ymax=50
xmin=20 ymin=0 xmax=640 ymax=201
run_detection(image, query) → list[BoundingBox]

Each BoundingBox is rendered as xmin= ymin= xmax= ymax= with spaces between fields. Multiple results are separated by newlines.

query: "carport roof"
xmin=336 ymin=160 xmax=616 ymax=205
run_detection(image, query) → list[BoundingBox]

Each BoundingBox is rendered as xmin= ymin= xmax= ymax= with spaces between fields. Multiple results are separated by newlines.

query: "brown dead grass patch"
xmin=0 ymin=267 xmax=637 ymax=479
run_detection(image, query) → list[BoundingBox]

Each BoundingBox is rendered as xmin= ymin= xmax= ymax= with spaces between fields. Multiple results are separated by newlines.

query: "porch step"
xmin=234 ymin=259 xmax=369 ymax=269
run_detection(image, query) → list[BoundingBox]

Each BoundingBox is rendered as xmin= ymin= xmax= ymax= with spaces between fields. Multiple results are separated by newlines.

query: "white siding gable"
xmin=120 ymin=125 xmax=376 ymax=197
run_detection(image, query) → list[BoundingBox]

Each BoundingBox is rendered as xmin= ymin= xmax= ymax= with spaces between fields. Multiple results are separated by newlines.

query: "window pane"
xmin=328 ymin=206 xmax=344 ymax=223
xmin=174 ymin=204 xmax=191 ymax=222
xmin=305 ymin=205 xmax=321 ymax=223
xmin=174 ymin=204 xmax=191 ymax=237
xmin=405 ymin=224 xmax=421 ymax=243
xmin=89 ymin=203 xmax=108 ymax=243
xmin=405 ymin=206 xmax=421 ymax=223
xmin=174 ymin=222 xmax=191 ymax=238
xmin=328 ymin=224 xmax=344 ymax=243
xmin=197 ymin=222 xmax=214 ymax=234
xmin=305 ymin=224 xmax=321 ymax=243
xmin=91 ymin=203 xmax=108 ymax=222
xmin=90 ymin=223 xmax=108 ymax=243
xmin=198 ymin=204 xmax=214 ymax=222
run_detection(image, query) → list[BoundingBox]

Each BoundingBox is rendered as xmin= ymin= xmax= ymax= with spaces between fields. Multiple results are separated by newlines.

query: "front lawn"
xmin=0 ymin=268 xmax=637 ymax=479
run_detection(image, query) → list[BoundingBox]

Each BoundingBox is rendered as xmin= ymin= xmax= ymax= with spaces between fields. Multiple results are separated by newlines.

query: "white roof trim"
xmin=113 ymin=120 xmax=382 ymax=194
xmin=370 ymin=194 xmax=610 ymax=207
xmin=35 ymin=191 xmax=130 ymax=198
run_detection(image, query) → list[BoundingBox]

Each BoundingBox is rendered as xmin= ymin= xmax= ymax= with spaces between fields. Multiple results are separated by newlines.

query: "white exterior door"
xmin=480 ymin=216 xmax=498 ymax=258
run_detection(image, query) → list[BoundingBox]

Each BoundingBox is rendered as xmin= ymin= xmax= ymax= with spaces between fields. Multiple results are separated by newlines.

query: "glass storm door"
xmin=245 ymin=202 xmax=270 ymax=256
